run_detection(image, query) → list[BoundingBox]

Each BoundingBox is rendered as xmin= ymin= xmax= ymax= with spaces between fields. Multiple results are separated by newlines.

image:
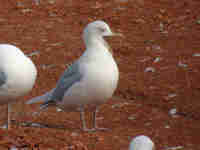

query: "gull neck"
xmin=83 ymin=33 xmax=112 ymax=54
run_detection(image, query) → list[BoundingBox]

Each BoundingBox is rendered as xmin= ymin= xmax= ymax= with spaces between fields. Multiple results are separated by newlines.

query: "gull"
xmin=0 ymin=44 xmax=37 ymax=129
xmin=129 ymin=135 xmax=155 ymax=150
xmin=26 ymin=20 xmax=122 ymax=131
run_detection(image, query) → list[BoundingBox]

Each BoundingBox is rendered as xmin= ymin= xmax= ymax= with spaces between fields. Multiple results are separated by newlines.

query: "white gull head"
xmin=0 ymin=44 xmax=37 ymax=103
xmin=129 ymin=135 xmax=155 ymax=150
xmin=82 ymin=20 xmax=122 ymax=48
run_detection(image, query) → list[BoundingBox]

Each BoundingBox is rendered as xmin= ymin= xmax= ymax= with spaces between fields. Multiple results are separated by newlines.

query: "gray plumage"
xmin=0 ymin=44 xmax=37 ymax=130
xmin=27 ymin=20 xmax=121 ymax=131
xmin=0 ymin=71 xmax=7 ymax=87
xmin=40 ymin=62 xmax=82 ymax=108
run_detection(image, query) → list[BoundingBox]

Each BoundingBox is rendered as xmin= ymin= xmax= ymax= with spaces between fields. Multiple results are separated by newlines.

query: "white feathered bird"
xmin=26 ymin=20 xmax=122 ymax=131
xmin=129 ymin=135 xmax=155 ymax=150
xmin=0 ymin=44 xmax=37 ymax=129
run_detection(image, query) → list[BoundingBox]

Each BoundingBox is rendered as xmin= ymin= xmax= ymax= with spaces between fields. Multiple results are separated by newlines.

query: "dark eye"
xmin=99 ymin=28 xmax=106 ymax=32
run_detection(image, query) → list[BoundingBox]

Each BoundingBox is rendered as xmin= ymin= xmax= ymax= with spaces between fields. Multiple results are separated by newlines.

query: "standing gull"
xmin=27 ymin=20 xmax=122 ymax=131
xmin=129 ymin=135 xmax=155 ymax=150
xmin=0 ymin=44 xmax=37 ymax=129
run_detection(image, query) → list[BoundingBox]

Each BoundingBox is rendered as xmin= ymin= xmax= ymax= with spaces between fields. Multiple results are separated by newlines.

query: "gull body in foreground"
xmin=129 ymin=135 xmax=155 ymax=150
xmin=27 ymin=20 xmax=122 ymax=131
xmin=0 ymin=44 xmax=37 ymax=129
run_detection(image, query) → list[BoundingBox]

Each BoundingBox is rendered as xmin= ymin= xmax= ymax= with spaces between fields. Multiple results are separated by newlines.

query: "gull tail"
xmin=40 ymin=100 xmax=57 ymax=110
xmin=26 ymin=88 xmax=55 ymax=104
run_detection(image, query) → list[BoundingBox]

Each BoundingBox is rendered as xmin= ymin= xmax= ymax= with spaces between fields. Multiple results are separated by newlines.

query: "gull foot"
xmin=94 ymin=127 xmax=110 ymax=131
xmin=82 ymin=127 xmax=96 ymax=132
xmin=82 ymin=127 xmax=110 ymax=132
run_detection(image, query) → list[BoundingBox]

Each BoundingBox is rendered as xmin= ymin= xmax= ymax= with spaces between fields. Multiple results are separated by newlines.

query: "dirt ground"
xmin=0 ymin=0 xmax=200 ymax=149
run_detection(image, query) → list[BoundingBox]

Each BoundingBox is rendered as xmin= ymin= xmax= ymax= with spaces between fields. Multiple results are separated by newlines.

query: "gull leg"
xmin=93 ymin=107 xmax=109 ymax=131
xmin=80 ymin=106 xmax=95 ymax=132
xmin=7 ymin=103 xmax=11 ymax=130
xmin=32 ymin=106 xmax=48 ymax=116
xmin=28 ymin=102 xmax=51 ymax=117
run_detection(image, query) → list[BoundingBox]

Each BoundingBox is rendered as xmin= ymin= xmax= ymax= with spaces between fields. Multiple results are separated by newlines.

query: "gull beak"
xmin=111 ymin=32 xmax=123 ymax=37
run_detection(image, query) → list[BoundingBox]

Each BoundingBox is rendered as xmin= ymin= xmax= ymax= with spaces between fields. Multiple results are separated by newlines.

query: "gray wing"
xmin=40 ymin=62 xmax=82 ymax=109
xmin=0 ymin=71 xmax=7 ymax=87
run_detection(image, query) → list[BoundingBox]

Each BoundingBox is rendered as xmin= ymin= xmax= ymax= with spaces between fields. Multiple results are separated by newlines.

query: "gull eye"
xmin=99 ymin=27 xmax=106 ymax=33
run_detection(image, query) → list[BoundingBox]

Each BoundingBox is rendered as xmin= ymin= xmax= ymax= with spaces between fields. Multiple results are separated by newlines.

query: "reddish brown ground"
xmin=0 ymin=0 xmax=200 ymax=149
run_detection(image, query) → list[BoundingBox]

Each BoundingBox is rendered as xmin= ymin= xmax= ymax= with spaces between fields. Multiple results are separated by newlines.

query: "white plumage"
xmin=27 ymin=20 xmax=122 ymax=131
xmin=0 ymin=44 xmax=37 ymax=129
xmin=129 ymin=135 xmax=155 ymax=150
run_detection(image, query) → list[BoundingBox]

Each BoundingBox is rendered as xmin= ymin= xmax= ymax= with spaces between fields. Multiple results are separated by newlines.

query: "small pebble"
xmin=154 ymin=57 xmax=161 ymax=63
xmin=139 ymin=56 xmax=151 ymax=62
xmin=31 ymin=123 xmax=42 ymax=127
xmin=144 ymin=40 xmax=155 ymax=44
xmin=168 ymin=93 xmax=177 ymax=98
xmin=196 ymin=20 xmax=200 ymax=24
xmin=161 ymin=30 xmax=168 ymax=34
xmin=56 ymin=108 xmax=63 ymax=112
xmin=49 ymin=42 xmax=63 ymax=46
xmin=144 ymin=67 xmax=155 ymax=72
xmin=160 ymin=9 xmax=166 ymax=14
xmin=144 ymin=122 xmax=151 ymax=126
xmin=128 ymin=115 xmax=136 ymax=120
xmin=169 ymin=108 xmax=177 ymax=116
xmin=178 ymin=62 xmax=188 ymax=68
xmin=33 ymin=0 xmax=40 ymax=5
xmin=115 ymin=0 xmax=129 ymax=3
xmin=112 ymin=102 xmax=129 ymax=108
xmin=48 ymin=0 xmax=56 ymax=4
xmin=16 ymin=1 xmax=24 ymax=8
xmin=21 ymin=8 xmax=32 ymax=13
xmin=159 ymin=22 xmax=164 ymax=31
xmin=165 ymin=125 xmax=170 ymax=129
xmin=193 ymin=53 xmax=200 ymax=57
xmin=27 ymin=51 xmax=40 ymax=57
xmin=152 ymin=45 xmax=161 ymax=51
xmin=10 ymin=146 xmax=18 ymax=150
xmin=49 ymin=12 xmax=57 ymax=17
xmin=71 ymin=132 xmax=79 ymax=137
xmin=135 ymin=18 xmax=146 ymax=24
xmin=0 ymin=124 xmax=7 ymax=129
xmin=166 ymin=146 xmax=184 ymax=150
xmin=40 ymin=64 xmax=56 ymax=70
